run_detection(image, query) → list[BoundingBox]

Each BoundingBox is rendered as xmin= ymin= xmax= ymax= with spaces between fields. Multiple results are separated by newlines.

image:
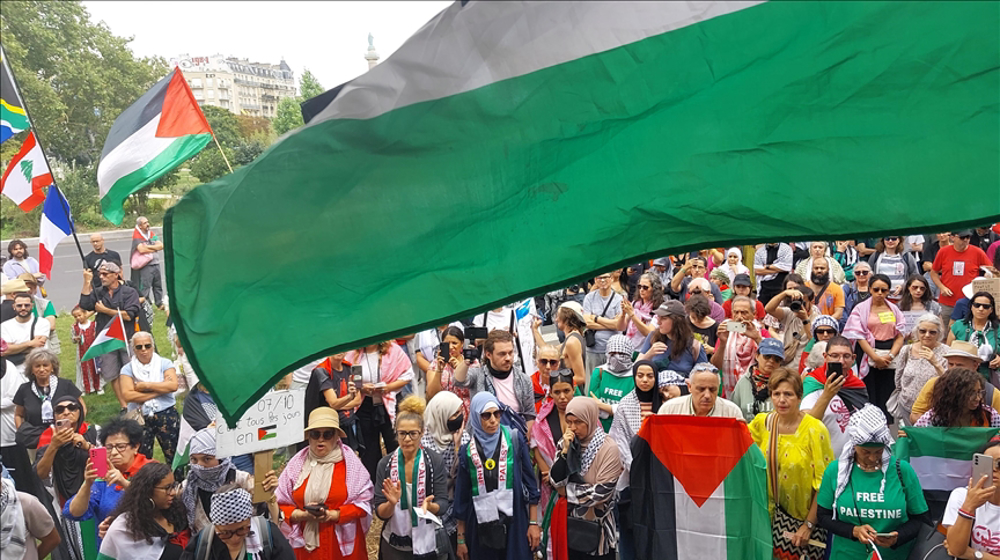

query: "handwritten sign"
xmin=216 ymin=389 xmax=304 ymax=456
xmin=972 ymin=277 xmax=1000 ymax=303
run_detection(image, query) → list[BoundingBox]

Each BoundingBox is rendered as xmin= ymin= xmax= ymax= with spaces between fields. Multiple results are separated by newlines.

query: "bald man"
xmin=83 ymin=233 xmax=122 ymax=289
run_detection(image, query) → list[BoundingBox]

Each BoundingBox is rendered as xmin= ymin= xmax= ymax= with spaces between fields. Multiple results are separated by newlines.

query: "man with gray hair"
xmin=83 ymin=233 xmax=122 ymax=289
xmin=131 ymin=216 xmax=165 ymax=310
xmin=657 ymin=363 xmax=744 ymax=418
xmin=80 ymin=262 xmax=141 ymax=410
xmin=119 ymin=330 xmax=179 ymax=464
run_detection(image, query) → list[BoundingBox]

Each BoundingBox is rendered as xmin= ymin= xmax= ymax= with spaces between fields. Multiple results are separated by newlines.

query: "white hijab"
xmin=718 ymin=247 xmax=749 ymax=284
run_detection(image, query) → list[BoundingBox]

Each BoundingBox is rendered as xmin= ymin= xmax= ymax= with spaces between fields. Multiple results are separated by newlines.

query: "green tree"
xmin=299 ymin=69 xmax=325 ymax=99
xmin=272 ymin=97 xmax=303 ymax=136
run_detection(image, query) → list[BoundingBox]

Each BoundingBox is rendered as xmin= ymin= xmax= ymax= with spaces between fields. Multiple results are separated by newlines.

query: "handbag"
xmin=477 ymin=519 xmax=507 ymax=550
xmin=767 ymin=413 xmax=827 ymax=560
xmin=566 ymin=516 xmax=601 ymax=554
xmin=585 ymin=294 xmax=618 ymax=348
xmin=130 ymin=249 xmax=154 ymax=270
xmin=122 ymin=406 xmax=146 ymax=426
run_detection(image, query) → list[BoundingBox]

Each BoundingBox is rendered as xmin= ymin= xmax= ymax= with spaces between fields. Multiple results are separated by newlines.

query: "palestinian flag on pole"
xmin=1 ymin=131 xmax=52 ymax=211
xmin=165 ymin=1 xmax=1000 ymax=423
xmin=97 ymin=67 xmax=212 ymax=225
xmin=895 ymin=426 xmax=1000 ymax=497
xmin=630 ymin=415 xmax=771 ymax=559
xmin=81 ymin=311 xmax=129 ymax=361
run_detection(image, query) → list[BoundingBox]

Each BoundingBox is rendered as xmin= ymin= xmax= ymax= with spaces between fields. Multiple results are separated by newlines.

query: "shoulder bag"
xmin=585 ymin=294 xmax=617 ymax=348
xmin=768 ymin=413 xmax=827 ymax=560
xmin=130 ymin=246 xmax=154 ymax=270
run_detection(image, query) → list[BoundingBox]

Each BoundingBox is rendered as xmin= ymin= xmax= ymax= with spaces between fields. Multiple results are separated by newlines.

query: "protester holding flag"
xmin=80 ymin=263 xmax=142 ymax=410
xmin=119 ymin=331 xmax=180 ymax=466
xmin=373 ymin=396 xmax=449 ymax=560
xmin=530 ymin=370 xmax=575 ymax=560
xmin=97 ymin=463 xmax=189 ymax=560
xmin=914 ymin=367 xmax=1000 ymax=428
xmin=276 ymin=407 xmax=373 ymax=560
xmin=65 ymin=418 xmax=151 ymax=547
xmin=455 ymin=393 xmax=540 ymax=560
xmin=548 ymin=397 xmax=622 ymax=560
xmin=943 ymin=435 xmax=1000 ymax=559
xmin=420 ymin=391 xmax=470 ymax=552
xmin=817 ymin=404 xmax=929 ymax=560
xmin=747 ymin=368 xmax=834 ymax=559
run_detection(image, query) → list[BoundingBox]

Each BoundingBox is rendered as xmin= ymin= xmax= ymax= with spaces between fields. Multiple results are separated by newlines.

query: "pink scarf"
xmin=842 ymin=297 xmax=905 ymax=377
xmin=277 ymin=444 xmax=372 ymax=556
xmin=345 ymin=344 xmax=411 ymax=422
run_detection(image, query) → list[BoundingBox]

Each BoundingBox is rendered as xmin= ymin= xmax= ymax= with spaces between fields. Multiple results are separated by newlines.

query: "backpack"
xmin=195 ymin=515 xmax=273 ymax=560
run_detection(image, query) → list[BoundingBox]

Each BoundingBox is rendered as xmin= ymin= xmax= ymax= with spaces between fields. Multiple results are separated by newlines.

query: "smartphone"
xmin=827 ymin=362 xmax=844 ymax=383
xmin=439 ymin=341 xmax=451 ymax=359
xmin=89 ymin=447 xmax=108 ymax=478
xmin=972 ymin=453 xmax=994 ymax=487
xmin=350 ymin=365 xmax=364 ymax=390
xmin=304 ymin=504 xmax=326 ymax=516
xmin=874 ymin=532 xmax=894 ymax=538
xmin=726 ymin=321 xmax=746 ymax=334
xmin=466 ymin=326 xmax=488 ymax=341
xmin=55 ymin=418 xmax=71 ymax=430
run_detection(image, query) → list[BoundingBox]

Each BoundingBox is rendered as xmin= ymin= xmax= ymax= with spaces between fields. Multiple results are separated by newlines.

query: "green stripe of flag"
xmin=724 ymin=446 xmax=772 ymax=559
xmin=897 ymin=427 xmax=1000 ymax=460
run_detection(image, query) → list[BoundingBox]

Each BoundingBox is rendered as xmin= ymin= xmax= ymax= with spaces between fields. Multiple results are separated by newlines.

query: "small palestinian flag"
xmin=258 ymin=425 xmax=277 ymax=441
xmin=81 ymin=311 xmax=129 ymax=361
xmin=895 ymin=426 xmax=1000 ymax=509
xmin=631 ymin=415 xmax=771 ymax=559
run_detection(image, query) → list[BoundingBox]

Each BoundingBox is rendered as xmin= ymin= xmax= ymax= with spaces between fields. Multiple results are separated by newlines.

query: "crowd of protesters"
xmin=2 ymin=229 xmax=1000 ymax=560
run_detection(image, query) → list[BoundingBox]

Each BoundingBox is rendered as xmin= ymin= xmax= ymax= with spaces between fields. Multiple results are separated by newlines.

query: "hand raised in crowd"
xmin=913 ymin=343 xmax=935 ymax=362
xmin=51 ymin=424 xmax=77 ymax=447
xmin=532 ymin=316 xmax=543 ymax=331
xmin=82 ymin=458 xmax=99 ymax=485
xmin=83 ymin=268 xmax=94 ymax=285
xmin=105 ymin=466 xmax=128 ymax=489
xmin=821 ymin=372 xmax=846 ymax=399
xmin=382 ymin=478 xmax=402 ymax=506
xmin=963 ymin=475 xmax=998 ymax=512
xmin=621 ymin=298 xmax=634 ymax=317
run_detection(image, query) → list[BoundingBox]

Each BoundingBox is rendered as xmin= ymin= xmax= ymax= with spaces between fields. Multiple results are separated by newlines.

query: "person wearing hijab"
xmin=817 ymin=404 xmax=929 ymax=560
xmin=548 ymin=398 xmax=622 ymax=560
xmin=182 ymin=484 xmax=295 ymax=560
xmin=530 ymin=370 xmax=575 ymax=560
xmin=1 ymin=477 xmax=61 ymax=560
xmin=455 ymin=393 xmax=540 ymax=560
xmin=181 ymin=428 xmax=278 ymax=532
xmin=420 ymin=391 xmax=470 ymax=551
xmin=798 ymin=315 xmax=840 ymax=373
xmin=717 ymin=247 xmax=750 ymax=285
xmin=34 ymin=395 xmax=96 ymax=503
xmin=587 ymin=335 xmax=635 ymax=432
xmin=276 ymin=408 xmax=372 ymax=560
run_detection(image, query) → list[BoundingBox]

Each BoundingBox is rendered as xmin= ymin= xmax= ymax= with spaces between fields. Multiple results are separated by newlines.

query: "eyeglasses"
xmin=595 ymin=276 xmax=611 ymax=281
xmin=917 ymin=328 xmax=940 ymax=336
xmin=217 ymin=526 xmax=253 ymax=539
xmin=55 ymin=404 xmax=80 ymax=414
xmin=884 ymin=237 xmax=899 ymax=242
xmin=155 ymin=482 xmax=181 ymax=493
xmin=855 ymin=271 xmax=870 ymax=276
xmin=638 ymin=285 xmax=651 ymax=291
xmin=815 ymin=329 xmax=837 ymax=335
xmin=538 ymin=359 xmax=560 ymax=367
xmin=972 ymin=302 xmax=994 ymax=310
xmin=308 ymin=429 xmax=338 ymax=441
xmin=827 ymin=353 xmax=853 ymax=361
xmin=870 ymin=287 xmax=890 ymax=293
xmin=480 ymin=410 xmax=503 ymax=421
xmin=106 ymin=443 xmax=133 ymax=453
xmin=134 ymin=343 xmax=153 ymax=350
xmin=396 ymin=430 xmax=421 ymax=441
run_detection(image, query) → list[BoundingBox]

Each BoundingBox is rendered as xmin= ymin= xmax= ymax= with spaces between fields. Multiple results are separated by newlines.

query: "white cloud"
xmin=82 ymin=1 xmax=452 ymax=92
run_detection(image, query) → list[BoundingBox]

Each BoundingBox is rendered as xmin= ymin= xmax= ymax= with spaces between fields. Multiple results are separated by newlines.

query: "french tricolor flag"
xmin=39 ymin=186 xmax=73 ymax=279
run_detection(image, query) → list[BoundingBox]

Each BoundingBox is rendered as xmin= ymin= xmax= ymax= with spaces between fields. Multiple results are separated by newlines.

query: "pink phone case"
xmin=90 ymin=447 xmax=108 ymax=478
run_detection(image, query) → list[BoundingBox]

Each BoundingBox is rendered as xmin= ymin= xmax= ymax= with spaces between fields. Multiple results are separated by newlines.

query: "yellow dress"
xmin=748 ymin=412 xmax=834 ymax=520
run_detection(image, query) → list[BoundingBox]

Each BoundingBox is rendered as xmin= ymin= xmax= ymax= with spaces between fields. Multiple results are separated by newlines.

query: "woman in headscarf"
xmin=99 ymin=463 xmax=188 ymax=560
xmin=374 ymin=396 xmax=449 ymax=560
xmin=455 ymin=393 xmax=540 ymax=560
xmin=181 ymin=428 xmax=279 ymax=532
xmin=420 ymin=391 xmax=470 ymax=552
xmin=717 ymin=247 xmax=750 ymax=285
xmin=587 ymin=335 xmax=635 ymax=432
xmin=276 ymin=408 xmax=373 ymax=560
xmin=798 ymin=315 xmax=840 ymax=373
xmin=549 ymin=398 xmax=622 ymax=560
xmin=181 ymin=484 xmax=295 ymax=560
xmin=530 ymin=370 xmax=575 ymax=560
xmin=817 ymin=404 xmax=929 ymax=560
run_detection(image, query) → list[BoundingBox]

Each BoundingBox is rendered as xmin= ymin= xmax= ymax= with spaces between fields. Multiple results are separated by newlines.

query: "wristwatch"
xmin=974 ymin=551 xmax=983 ymax=560
xmin=805 ymin=520 xmax=815 ymax=530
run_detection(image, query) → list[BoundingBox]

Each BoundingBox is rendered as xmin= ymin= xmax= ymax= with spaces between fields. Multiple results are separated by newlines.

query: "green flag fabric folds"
xmin=166 ymin=1 xmax=1000 ymax=423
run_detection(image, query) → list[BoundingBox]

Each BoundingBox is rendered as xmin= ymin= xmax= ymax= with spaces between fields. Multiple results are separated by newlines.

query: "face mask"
xmin=608 ymin=354 xmax=633 ymax=373
xmin=446 ymin=414 xmax=464 ymax=433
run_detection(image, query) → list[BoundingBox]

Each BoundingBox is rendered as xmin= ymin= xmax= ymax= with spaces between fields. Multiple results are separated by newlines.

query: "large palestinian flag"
xmin=630 ymin=415 xmax=771 ymax=559
xmin=98 ymin=67 xmax=212 ymax=225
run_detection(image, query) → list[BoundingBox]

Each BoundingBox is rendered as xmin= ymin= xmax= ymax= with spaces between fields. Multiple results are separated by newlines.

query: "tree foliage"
xmin=299 ymin=69 xmax=325 ymax=100
xmin=272 ymin=97 xmax=304 ymax=136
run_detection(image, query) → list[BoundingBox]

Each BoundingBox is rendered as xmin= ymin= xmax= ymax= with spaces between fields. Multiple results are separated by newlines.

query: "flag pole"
xmin=212 ymin=133 xmax=234 ymax=174
xmin=2 ymin=46 xmax=86 ymax=266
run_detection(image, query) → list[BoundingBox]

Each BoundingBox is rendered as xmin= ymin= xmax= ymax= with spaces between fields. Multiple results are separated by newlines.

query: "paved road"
xmin=3 ymin=228 xmax=165 ymax=313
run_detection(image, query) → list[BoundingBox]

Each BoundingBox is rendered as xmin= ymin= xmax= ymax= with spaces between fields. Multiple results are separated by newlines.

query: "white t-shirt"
xmin=943 ymin=486 xmax=1000 ymax=556
xmin=800 ymin=391 xmax=851 ymax=458
xmin=0 ymin=317 xmax=51 ymax=368
xmin=1 ymin=361 xmax=28 ymax=446
xmin=492 ymin=374 xmax=519 ymax=412
xmin=291 ymin=358 xmax=325 ymax=386
xmin=358 ymin=351 xmax=415 ymax=404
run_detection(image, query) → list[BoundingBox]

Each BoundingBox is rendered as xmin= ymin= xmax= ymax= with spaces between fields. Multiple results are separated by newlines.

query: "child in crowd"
xmin=71 ymin=305 xmax=102 ymax=394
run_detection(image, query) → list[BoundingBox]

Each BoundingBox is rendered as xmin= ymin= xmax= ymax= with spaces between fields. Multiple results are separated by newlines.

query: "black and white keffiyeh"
xmin=604 ymin=335 xmax=635 ymax=375
xmin=0 ymin=478 xmax=27 ymax=560
xmin=209 ymin=487 xmax=254 ymax=526
xmin=832 ymin=404 xmax=893 ymax=519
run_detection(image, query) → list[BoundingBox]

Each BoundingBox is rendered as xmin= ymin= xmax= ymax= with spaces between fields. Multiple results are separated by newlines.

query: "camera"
xmin=789 ymin=300 xmax=803 ymax=312
xmin=463 ymin=345 xmax=481 ymax=362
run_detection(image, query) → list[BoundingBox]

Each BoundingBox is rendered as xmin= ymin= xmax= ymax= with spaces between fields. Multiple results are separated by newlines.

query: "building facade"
xmin=169 ymin=54 xmax=297 ymax=118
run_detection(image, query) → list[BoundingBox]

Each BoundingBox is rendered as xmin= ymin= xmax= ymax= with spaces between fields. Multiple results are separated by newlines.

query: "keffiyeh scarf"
xmin=0 ymin=479 xmax=27 ymax=560
xmin=603 ymin=335 xmax=635 ymax=375
xmin=832 ymin=404 xmax=893 ymax=519
xmin=182 ymin=429 xmax=237 ymax=526
xmin=209 ymin=488 xmax=254 ymax=525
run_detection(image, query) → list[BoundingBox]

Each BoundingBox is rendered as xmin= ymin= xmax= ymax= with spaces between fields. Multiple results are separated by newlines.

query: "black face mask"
xmin=446 ymin=415 xmax=464 ymax=433
xmin=811 ymin=272 xmax=829 ymax=285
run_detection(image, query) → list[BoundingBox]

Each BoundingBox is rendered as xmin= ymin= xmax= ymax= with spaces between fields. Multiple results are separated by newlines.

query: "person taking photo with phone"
xmin=943 ymin=436 xmax=1000 ymax=559
xmin=802 ymin=336 xmax=871 ymax=458
xmin=712 ymin=295 xmax=767 ymax=399
xmin=426 ymin=326 xmax=471 ymax=419
xmin=34 ymin=395 xmax=96 ymax=504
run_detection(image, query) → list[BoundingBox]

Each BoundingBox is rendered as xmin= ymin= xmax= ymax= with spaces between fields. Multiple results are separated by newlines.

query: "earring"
xmin=149 ymin=498 xmax=156 ymax=509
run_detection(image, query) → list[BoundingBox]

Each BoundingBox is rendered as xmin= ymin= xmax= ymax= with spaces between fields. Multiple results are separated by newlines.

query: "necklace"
xmin=855 ymin=460 xmax=881 ymax=472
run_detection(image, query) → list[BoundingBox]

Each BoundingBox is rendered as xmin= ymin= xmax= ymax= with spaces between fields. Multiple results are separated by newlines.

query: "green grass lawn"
xmin=55 ymin=308 xmax=173 ymax=461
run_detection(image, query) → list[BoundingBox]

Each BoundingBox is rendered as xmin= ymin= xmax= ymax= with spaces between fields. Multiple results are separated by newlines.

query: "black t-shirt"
xmin=83 ymin=250 xmax=123 ymax=288
xmin=690 ymin=321 xmax=719 ymax=350
xmin=304 ymin=365 xmax=354 ymax=427
xmin=12 ymin=378 xmax=82 ymax=427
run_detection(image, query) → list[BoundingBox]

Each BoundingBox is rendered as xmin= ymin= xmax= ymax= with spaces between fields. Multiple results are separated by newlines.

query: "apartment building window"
xmin=207 ymin=89 xmax=215 ymax=98
xmin=206 ymin=78 xmax=214 ymax=87
xmin=191 ymin=78 xmax=202 ymax=88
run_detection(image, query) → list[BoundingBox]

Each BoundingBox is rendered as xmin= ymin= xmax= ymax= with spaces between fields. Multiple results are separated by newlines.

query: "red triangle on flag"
xmin=105 ymin=313 xmax=128 ymax=343
xmin=157 ymin=68 xmax=212 ymax=138
xmin=639 ymin=415 xmax=754 ymax=507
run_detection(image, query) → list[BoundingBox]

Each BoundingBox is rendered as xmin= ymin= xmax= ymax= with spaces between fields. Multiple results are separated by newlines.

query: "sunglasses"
xmin=815 ymin=329 xmax=837 ymax=335
xmin=638 ymin=285 xmax=651 ymax=290
xmin=480 ymin=410 xmax=503 ymax=421
xmin=910 ymin=285 xmax=926 ymax=291
xmin=972 ymin=302 xmax=994 ymax=310
xmin=396 ymin=430 xmax=421 ymax=441
xmin=217 ymin=526 xmax=253 ymax=539
xmin=55 ymin=404 xmax=80 ymax=414
xmin=917 ymin=328 xmax=940 ymax=336
xmin=538 ymin=358 xmax=560 ymax=367
xmin=134 ymin=343 xmax=153 ymax=350
xmin=884 ymin=237 xmax=899 ymax=242
xmin=307 ymin=429 xmax=338 ymax=441
xmin=855 ymin=271 xmax=870 ymax=276
xmin=870 ymin=287 xmax=890 ymax=293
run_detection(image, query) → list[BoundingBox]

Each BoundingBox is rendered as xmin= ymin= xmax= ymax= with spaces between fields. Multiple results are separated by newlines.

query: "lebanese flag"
xmin=97 ymin=67 xmax=212 ymax=225
xmin=631 ymin=415 xmax=771 ymax=559
xmin=1 ymin=131 xmax=52 ymax=211
xmin=81 ymin=311 xmax=130 ymax=361
xmin=38 ymin=186 xmax=74 ymax=278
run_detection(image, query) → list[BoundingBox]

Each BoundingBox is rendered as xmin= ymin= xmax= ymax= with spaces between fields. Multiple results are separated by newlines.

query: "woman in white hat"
xmin=276 ymin=408 xmax=372 ymax=560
